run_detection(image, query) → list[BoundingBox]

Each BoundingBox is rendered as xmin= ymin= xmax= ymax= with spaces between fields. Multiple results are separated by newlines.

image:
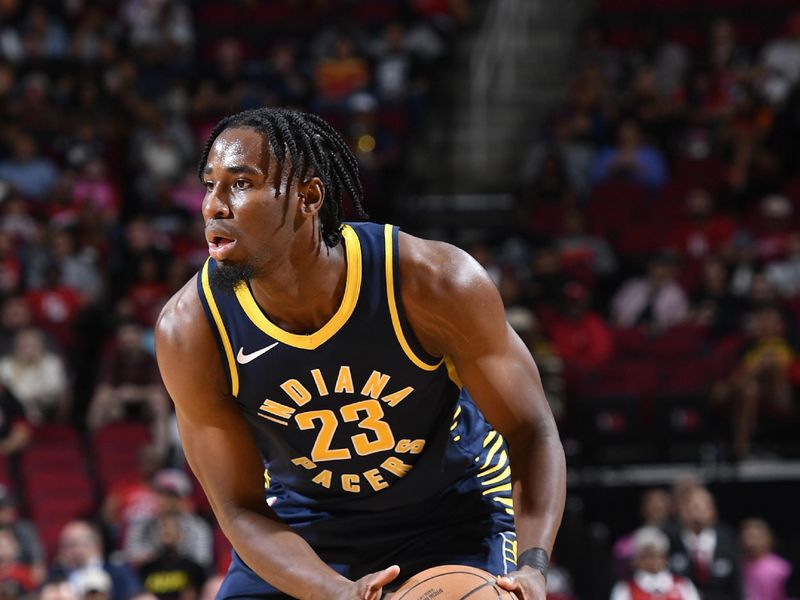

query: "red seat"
xmin=578 ymin=359 xmax=658 ymax=400
xmin=92 ymin=422 xmax=151 ymax=451
xmin=586 ymin=181 xmax=648 ymax=236
xmin=31 ymin=423 xmax=81 ymax=448
xmin=647 ymin=324 xmax=708 ymax=360
xmin=658 ymin=359 xmax=713 ymax=395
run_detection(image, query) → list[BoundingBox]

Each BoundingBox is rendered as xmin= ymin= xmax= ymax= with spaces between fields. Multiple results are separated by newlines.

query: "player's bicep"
xmin=155 ymin=285 xmax=268 ymax=518
xmin=452 ymin=324 xmax=552 ymax=442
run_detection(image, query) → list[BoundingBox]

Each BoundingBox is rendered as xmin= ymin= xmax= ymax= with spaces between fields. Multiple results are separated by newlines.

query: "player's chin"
xmin=210 ymin=260 xmax=254 ymax=288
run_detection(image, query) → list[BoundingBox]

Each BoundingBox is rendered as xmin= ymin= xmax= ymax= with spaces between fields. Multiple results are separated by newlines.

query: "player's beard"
xmin=210 ymin=261 xmax=254 ymax=293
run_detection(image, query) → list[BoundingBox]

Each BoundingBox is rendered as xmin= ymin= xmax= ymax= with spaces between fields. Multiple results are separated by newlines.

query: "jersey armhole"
xmin=384 ymin=224 xmax=444 ymax=371
xmin=197 ymin=259 xmax=240 ymax=397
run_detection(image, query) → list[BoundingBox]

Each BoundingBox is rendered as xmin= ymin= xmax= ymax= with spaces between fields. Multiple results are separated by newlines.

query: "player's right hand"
xmin=330 ymin=565 xmax=400 ymax=600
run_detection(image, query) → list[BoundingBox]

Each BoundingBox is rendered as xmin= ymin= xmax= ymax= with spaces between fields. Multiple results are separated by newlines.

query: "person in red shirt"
xmin=665 ymin=188 xmax=736 ymax=261
xmin=24 ymin=264 xmax=83 ymax=351
xmin=548 ymin=281 xmax=614 ymax=371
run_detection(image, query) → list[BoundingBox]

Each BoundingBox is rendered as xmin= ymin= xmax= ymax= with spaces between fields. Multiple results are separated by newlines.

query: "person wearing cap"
xmin=74 ymin=567 xmax=112 ymax=600
xmin=124 ymin=470 xmax=211 ymax=570
xmin=610 ymin=526 xmax=700 ymax=600
xmin=49 ymin=520 xmax=141 ymax=600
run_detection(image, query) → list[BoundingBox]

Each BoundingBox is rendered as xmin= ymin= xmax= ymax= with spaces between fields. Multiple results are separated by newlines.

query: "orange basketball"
xmin=392 ymin=565 xmax=515 ymax=599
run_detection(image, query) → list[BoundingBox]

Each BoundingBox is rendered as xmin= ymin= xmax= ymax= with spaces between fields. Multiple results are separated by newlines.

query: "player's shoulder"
xmin=397 ymin=230 xmax=496 ymax=301
xmin=155 ymin=272 xmax=210 ymax=356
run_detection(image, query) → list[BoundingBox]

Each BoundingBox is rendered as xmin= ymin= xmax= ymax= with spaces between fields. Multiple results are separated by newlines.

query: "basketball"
xmin=393 ymin=565 xmax=515 ymax=599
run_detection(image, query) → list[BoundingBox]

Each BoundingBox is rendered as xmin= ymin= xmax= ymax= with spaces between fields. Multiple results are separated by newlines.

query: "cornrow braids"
xmin=197 ymin=107 xmax=368 ymax=248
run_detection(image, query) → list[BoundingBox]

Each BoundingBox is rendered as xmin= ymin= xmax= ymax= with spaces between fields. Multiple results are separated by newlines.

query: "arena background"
xmin=0 ymin=0 xmax=799 ymax=598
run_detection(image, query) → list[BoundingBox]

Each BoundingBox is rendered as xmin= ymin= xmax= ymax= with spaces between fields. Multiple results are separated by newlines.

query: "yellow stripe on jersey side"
xmin=202 ymin=259 xmax=239 ymax=397
xmin=234 ymin=225 xmax=362 ymax=349
xmin=444 ymin=356 xmax=462 ymax=389
xmin=384 ymin=224 xmax=443 ymax=371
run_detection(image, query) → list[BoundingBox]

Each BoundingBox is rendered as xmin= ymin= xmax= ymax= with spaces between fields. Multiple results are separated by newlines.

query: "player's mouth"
xmin=208 ymin=235 xmax=237 ymax=261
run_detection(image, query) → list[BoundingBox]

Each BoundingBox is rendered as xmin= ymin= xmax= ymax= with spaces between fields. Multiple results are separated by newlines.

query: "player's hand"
xmin=330 ymin=565 xmax=400 ymax=600
xmin=495 ymin=565 xmax=547 ymax=599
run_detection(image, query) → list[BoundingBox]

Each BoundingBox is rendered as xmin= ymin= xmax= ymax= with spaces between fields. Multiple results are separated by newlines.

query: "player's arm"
xmin=155 ymin=277 xmax=397 ymax=600
xmin=400 ymin=234 xmax=566 ymax=598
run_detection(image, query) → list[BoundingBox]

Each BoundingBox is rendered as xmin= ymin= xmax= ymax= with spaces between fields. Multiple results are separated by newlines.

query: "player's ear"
xmin=297 ymin=177 xmax=324 ymax=216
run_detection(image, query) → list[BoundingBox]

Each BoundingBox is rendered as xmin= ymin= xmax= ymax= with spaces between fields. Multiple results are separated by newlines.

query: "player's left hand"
xmin=495 ymin=565 xmax=547 ymax=599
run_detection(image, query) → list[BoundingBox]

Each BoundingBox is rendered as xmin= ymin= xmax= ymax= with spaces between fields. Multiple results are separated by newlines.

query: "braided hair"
xmin=198 ymin=107 xmax=367 ymax=248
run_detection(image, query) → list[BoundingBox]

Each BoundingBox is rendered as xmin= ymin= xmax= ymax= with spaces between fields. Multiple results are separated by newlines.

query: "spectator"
xmin=665 ymin=189 xmax=736 ymax=261
xmin=124 ymin=470 xmax=212 ymax=570
xmin=590 ymin=119 xmax=669 ymax=189
xmin=138 ymin=513 xmax=206 ymax=600
xmin=713 ymin=306 xmax=798 ymax=459
xmin=101 ymin=445 xmax=163 ymax=551
xmin=50 ymin=521 xmax=141 ymax=600
xmin=0 ymin=385 xmax=30 ymax=458
xmin=760 ymin=12 xmax=800 ymax=105
xmin=73 ymin=567 xmax=112 ymax=600
xmin=610 ymin=526 xmax=700 ymax=600
xmin=611 ymin=253 xmax=690 ymax=332
xmin=314 ymin=36 xmax=370 ymax=105
xmin=0 ymin=133 xmax=58 ymax=201
xmin=740 ymin=518 xmax=791 ymax=600
xmin=40 ymin=580 xmax=79 ymax=600
xmin=665 ymin=486 xmax=741 ymax=600
xmin=0 ymin=526 xmax=35 ymax=597
xmin=765 ymin=234 xmax=800 ymax=298
xmin=0 ymin=486 xmax=44 ymax=585
xmin=0 ymin=328 xmax=69 ymax=424
xmin=613 ymin=488 xmax=675 ymax=579
xmin=548 ymin=282 xmax=614 ymax=371
xmin=88 ymin=320 xmax=169 ymax=457
xmin=557 ymin=210 xmax=618 ymax=279
xmin=690 ymin=257 xmax=744 ymax=337
xmin=24 ymin=263 xmax=84 ymax=351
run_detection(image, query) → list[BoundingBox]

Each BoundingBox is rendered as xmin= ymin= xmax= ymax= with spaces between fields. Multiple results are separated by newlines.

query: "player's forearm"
xmin=507 ymin=425 xmax=566 ymax=558
xmin=222 ymin=507 xmax=351 ymax=599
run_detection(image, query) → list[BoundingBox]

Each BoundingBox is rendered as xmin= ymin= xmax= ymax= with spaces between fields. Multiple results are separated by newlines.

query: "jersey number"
xmin=295 ymin=399 xmax=396 ymax=462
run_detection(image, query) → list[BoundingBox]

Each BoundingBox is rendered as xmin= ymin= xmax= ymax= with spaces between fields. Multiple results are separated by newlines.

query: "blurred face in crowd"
xmin=686 ymin=189 xmax=713 ymax=220
xmin=636 ymin=546 xmax=668 ymax=574
xmin=58 ymin=522 xmax=99 ymax=569
xmin=117 ymin=323 xmax=143 ymax=354
xmin=0 ymin=529 xmax=19 ymax=565
xmin=679 ymin=487 xmax=716 ymax=533
xmin=740 ymin=519 xmax=772 ymax=559
xmin=617 ymin=121 xmax=641 ymax=151
xmin=641 ymin=489 xmax=672 ymax=525
xmin=157 ymin=514 xmax=182 ymax=550
xmin=13 ymin=328 xmax=45 ymax=364
xmin=40 ymin=583 xmax=78 ymax=600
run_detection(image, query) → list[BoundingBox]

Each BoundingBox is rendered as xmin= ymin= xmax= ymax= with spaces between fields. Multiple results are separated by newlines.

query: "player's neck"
xmin=248 ymin=235 xmax=347 ymax=335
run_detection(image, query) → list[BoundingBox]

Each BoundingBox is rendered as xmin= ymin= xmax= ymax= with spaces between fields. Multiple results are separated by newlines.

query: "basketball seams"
xmin=394 ymin=571 xmax=490 ymax=600
xmin=395 ymin=567 xmax=513 ymax=600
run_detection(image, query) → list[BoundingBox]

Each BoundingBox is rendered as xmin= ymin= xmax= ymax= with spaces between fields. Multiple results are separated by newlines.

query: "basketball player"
xmin=155 ymin=108 xmax=566 ymax=599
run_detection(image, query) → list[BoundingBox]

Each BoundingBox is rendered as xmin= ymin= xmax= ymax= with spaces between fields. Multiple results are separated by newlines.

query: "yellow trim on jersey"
xmin=482 ymin=435 xmax=504 ymax=469
xmin=478 ymin=450 xmax=508 ymax=479
xmin=202 ymin=259 xmax=239 ymax=397
xmin=481 ymin=466 xmax=511 ymax=486
xmin=384 ymin=224 xmax=443 ymax=371
xmin=482 ymin=483 xmax=512 ymax=496
xmin=444 ymin=356 xmax=463 ymax=388
xmin=234 ymin=225 xmax=362 ymax=349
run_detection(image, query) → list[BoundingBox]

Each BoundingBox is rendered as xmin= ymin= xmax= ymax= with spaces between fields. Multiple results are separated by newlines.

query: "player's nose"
xmin=202 ymin=185 xmax=232 ymax=220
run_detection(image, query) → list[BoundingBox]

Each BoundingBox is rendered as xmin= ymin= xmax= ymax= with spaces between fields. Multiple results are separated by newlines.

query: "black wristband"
xmin=517 ymin=547 xmax=549 ymax=580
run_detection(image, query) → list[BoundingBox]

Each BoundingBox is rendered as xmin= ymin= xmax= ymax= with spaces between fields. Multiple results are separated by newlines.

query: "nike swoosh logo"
xmin=236 ymin=342 xmax=279 ymax=364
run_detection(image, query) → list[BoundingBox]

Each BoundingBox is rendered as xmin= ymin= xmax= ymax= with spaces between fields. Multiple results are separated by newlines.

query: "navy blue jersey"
xmin=197 ymin=222 xmax=513 ymax=522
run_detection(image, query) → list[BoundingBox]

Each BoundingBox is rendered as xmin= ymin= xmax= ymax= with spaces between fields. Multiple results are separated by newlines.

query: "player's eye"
xmin=234 ymin=179 xmax=250 ymax=190
xmin=204 ymin=181 xmax=214 ymax=191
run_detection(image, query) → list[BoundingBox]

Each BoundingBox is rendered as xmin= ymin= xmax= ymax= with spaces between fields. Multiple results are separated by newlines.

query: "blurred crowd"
xmin=487 ymin=7 xmax=800 ymax=465
xmin=0 ymin=0 xmax=475 ymax=598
